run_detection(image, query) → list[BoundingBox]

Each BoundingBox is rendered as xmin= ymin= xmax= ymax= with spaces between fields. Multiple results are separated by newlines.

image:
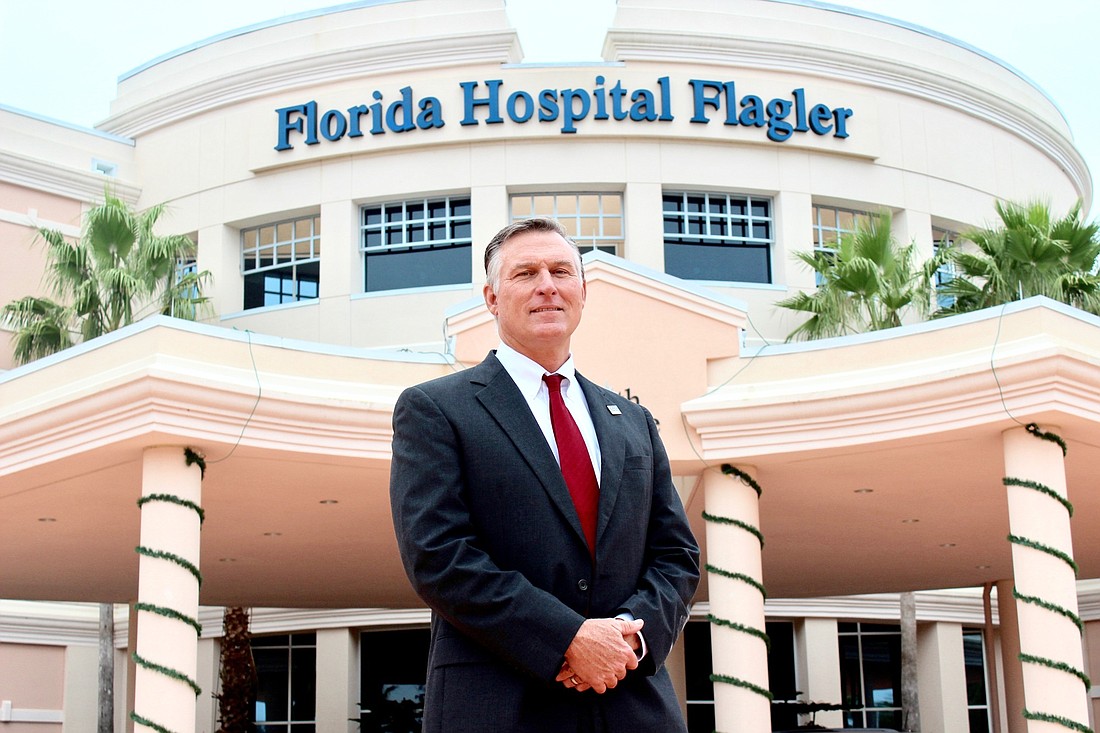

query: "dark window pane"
xmin=662 ymin=195 xmax=682 ymax=212
xmin=365 ymin=244 xmax=471 ymax=292
xmin=664 ymin=242 xmax=770 ymax=283
xmin=291 ymin=647 xmax=316 ymax=720
xmin=360 ymin=630 xmax=429 ymax=733
xmin=969 ymin=708 xmax=990 ymax=733
xmin=363 ymin=208 xmax=382 ymax=226
xmin=686 ymin=196 xmax=705 ymax=213
xmin=254 ymin=647 xmax=290 ymax=721
xmin=428 ymin=200 xmax=447 ymax=218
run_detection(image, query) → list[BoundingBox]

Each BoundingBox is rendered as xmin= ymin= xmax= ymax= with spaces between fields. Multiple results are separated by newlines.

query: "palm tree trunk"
xmin=900 ymin=592 xmax=920 ymax=731
xmin=98 ymin=603 xmax=114 ymax=733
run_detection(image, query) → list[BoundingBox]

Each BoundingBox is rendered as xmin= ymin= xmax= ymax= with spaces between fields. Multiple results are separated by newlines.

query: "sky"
xmin=1 ymin=0 xmax=1097 ymax=214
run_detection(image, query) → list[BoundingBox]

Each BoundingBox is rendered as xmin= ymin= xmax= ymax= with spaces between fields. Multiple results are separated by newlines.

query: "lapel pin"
xmin=606 ymin=405 xmax=622 ymax=415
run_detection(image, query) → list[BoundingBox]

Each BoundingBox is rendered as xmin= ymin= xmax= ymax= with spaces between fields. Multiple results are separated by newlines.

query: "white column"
xmin=132 ymin=446 xmax=204 ymax=733
xmin=704 ymin=466 xmax=769 ymax=733
xmin=916 ymin=622 xmax=968 ymax=733
xmin=315 ymin=628 xmax=357 ymax=733
xmin=1002 ymin=425 xmax=1088 ymax=731
xmin=795 ymin=618 xmax=843 ymax=729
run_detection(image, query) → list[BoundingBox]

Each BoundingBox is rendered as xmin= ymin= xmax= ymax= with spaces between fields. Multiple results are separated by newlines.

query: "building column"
xmin=794 ymin=618 xmax=843 ymax=729
xmin=916 ymin=621 xmax=968 ymax=733
xmin=1002 ymin=425 xmax=1089 ymax=732
xmin=704 ymin=466 xmax=769 ymax=733
xmin=315 ymin=628 xmax=357 ymax=733
xmin=132 ymin=446 xmax=204 ymax=733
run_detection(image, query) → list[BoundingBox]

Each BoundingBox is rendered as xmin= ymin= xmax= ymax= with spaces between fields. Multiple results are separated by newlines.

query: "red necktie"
xmin=543 ymin=374 xmax=599 ymax=559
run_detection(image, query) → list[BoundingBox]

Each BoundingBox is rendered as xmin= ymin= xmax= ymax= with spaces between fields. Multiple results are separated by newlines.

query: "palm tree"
xmin=778 ymin=212 xmax=929 ymax=341
xmin=2 ymin=191 xmax=210 ymax=365
xmin=926 ymin=199 xmax=1100 ymax=316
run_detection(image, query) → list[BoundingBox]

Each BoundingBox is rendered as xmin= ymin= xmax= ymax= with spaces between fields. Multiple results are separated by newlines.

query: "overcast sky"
xmin=1 ymin=0 xmax=1096 ymax=214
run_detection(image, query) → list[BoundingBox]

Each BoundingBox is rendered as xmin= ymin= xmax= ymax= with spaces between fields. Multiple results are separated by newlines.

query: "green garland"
xmin=709 ymin=673 xmax=774 ymax=701
xmin=1012 ymin=589 xmax=1083 ymax=634
xmin=1007 ymin=534 xmax=1079 ymax=575
xmin=135 ymin=545 xmax=204 ymax=585
xmin=720 ymin=463 xmax=762 ymax=497
xmin=131 ymin=651 xmax=201 ymax=696
xmin=130 ymin=712 xmax=176 ymax=733
xmin=1026 ymin=423 xmax=1067 ymax=456
xmin=1003 ymin=477 xmax=1073 ymax=517
xmin=708 ymin=613 xmax=771 ymax=651
xmin=702 ymin=511 xmax=764 ymax=548
xmin=1018 ymin=652 xmax=1091 ymax=689
xmin=133 ymin=602 xmax=203 ymax=636
xmin=705 ymin=467 xmax=771 ymax=705
xmin=704 ymin=563 xmax=768 ymax=599
xmin=183 ymin=447 xmax=207 ymax=478
xmin=136 ymin=493 xmax=206 ymax=524
xmin=1006 ymin=426 xmax=1092 ymax=733
xmin=1024 ymin=710 xmax=1093 ymax=733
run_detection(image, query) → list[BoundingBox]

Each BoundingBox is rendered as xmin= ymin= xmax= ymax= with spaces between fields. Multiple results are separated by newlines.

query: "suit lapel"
xmin=575 ymin=372 xmax=626 ymax=551
xmin=472 ymin=354 xmax=590 ymax=548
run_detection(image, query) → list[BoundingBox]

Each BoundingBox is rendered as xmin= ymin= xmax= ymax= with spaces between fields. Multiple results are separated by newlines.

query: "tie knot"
xmin=542 ymin=373 xmax=565 ymax=393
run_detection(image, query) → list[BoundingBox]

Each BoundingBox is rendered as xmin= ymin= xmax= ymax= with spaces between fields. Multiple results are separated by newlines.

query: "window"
xmin=963 ymin=629 xmax=991 ymax=732
xmin=663 ymin=192 xmax=773 ymax=283
xmin=359 ymin=629 xmax=430 ymax=733
xmin=932 ymin=225 xmax=958 ymax=309
xmin=360 ymin=196 xmax=471 ymax=292
xmin=812 ymin=205 xmax=872 ymax=285
xmin=511 ymin=193 xmax=623 ymax=255
xmin=253 ymin=632 xmax=316 ymax=733
xmin=839 ymin=622 xmax=902 ymax=729
xmin=242 ymin=216 xmax=321 ymax=310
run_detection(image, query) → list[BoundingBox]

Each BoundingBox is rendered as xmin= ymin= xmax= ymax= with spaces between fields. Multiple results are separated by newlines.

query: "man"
xmin=389 ymin=217 xmax=700 ymax=733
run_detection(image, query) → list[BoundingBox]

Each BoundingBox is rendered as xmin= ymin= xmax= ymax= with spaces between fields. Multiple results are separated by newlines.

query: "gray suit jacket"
xmin=389 ymin=352 xmax=700 ymax=733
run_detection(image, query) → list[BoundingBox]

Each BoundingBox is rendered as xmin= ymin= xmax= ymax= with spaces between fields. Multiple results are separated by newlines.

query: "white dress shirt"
xmin=494 ymin=342 xmax=602 ymax=483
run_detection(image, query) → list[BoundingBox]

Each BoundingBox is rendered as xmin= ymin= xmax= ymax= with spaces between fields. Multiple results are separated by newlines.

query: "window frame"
xmin=662 ymin=191 xmax=774 ymax=284
xmin=510 ymin=192 xmax=624 ymax=256
xmin=359 ymin=195 xmax=472 ymax=294
xmin=240 ymin=215 xmax=322 ymax=310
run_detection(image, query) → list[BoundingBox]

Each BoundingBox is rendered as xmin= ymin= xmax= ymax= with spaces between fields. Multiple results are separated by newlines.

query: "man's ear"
xmin=483 ymin=282 xmax=498 ymax=315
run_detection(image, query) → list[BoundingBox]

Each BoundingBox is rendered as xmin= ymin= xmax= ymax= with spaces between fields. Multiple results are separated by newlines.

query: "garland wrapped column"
xmin=704 ymin=464 xmax=771 ymax=733
xmin=1002 ymin=425 xmax=1090 ymax=733
xmin=132 ymin=447 xmax=204 ymax=733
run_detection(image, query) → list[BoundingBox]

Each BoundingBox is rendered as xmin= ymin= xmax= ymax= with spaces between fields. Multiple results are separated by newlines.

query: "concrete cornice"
xmin=0 ymin=319 xmax=434 ymax=477
xmin=100 ymin=31 xmax=523 ymax=138
xmin=603 ymin=29 xmax=1091 ymax=209
xmin=684 ymin=300 xmax=1100 ymax=458
xmin=0 ymin=150 xmax=141 ymax=206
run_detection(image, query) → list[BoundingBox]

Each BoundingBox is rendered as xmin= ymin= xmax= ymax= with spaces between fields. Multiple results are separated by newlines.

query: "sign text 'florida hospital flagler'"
xmin=274 ymin=76 xmax=854 ymax=151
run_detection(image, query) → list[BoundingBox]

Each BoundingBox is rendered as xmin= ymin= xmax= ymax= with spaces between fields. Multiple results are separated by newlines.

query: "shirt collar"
xmin=495 ymin=342 xmax=577 ymax=400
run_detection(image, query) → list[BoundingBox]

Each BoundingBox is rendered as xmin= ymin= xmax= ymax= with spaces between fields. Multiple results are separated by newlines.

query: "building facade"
xmin=2 ymin=2 xmax=1099 ymax=733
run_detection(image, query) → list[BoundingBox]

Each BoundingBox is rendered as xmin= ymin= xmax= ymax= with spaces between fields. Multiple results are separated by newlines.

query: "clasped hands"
xmin=556 ymin=617 xmax=643 ymax=694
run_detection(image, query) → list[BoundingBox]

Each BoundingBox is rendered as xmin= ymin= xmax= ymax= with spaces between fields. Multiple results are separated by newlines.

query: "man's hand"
xmin=558 ymin=617 xmax=644 ymax=693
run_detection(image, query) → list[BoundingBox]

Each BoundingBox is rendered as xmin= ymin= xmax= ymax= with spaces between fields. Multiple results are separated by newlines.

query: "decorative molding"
xmin=0 ymin=150 xmax=140 ymax=206
xmin=101 ymin=32 xmax=522 ymax=138
xmin=603 ymin=30 xmax=1090 ymax=206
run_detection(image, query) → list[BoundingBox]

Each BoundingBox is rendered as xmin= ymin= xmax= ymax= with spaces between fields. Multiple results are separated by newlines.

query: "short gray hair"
xmin=484 ymin=217 xmax=583 ymax=290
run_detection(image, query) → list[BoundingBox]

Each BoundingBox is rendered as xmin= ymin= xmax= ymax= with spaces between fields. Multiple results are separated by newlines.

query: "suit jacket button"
xmin=577 ymin=579 xmax=589 ymax=592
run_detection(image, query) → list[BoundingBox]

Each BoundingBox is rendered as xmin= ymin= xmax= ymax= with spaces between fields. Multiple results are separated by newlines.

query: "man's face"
xmin=484 ymin=229 xmax=586 ymax=367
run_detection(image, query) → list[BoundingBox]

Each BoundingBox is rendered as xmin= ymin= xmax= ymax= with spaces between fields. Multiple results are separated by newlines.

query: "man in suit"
xmin=389 ymin=217 xmax=700 ymax=733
